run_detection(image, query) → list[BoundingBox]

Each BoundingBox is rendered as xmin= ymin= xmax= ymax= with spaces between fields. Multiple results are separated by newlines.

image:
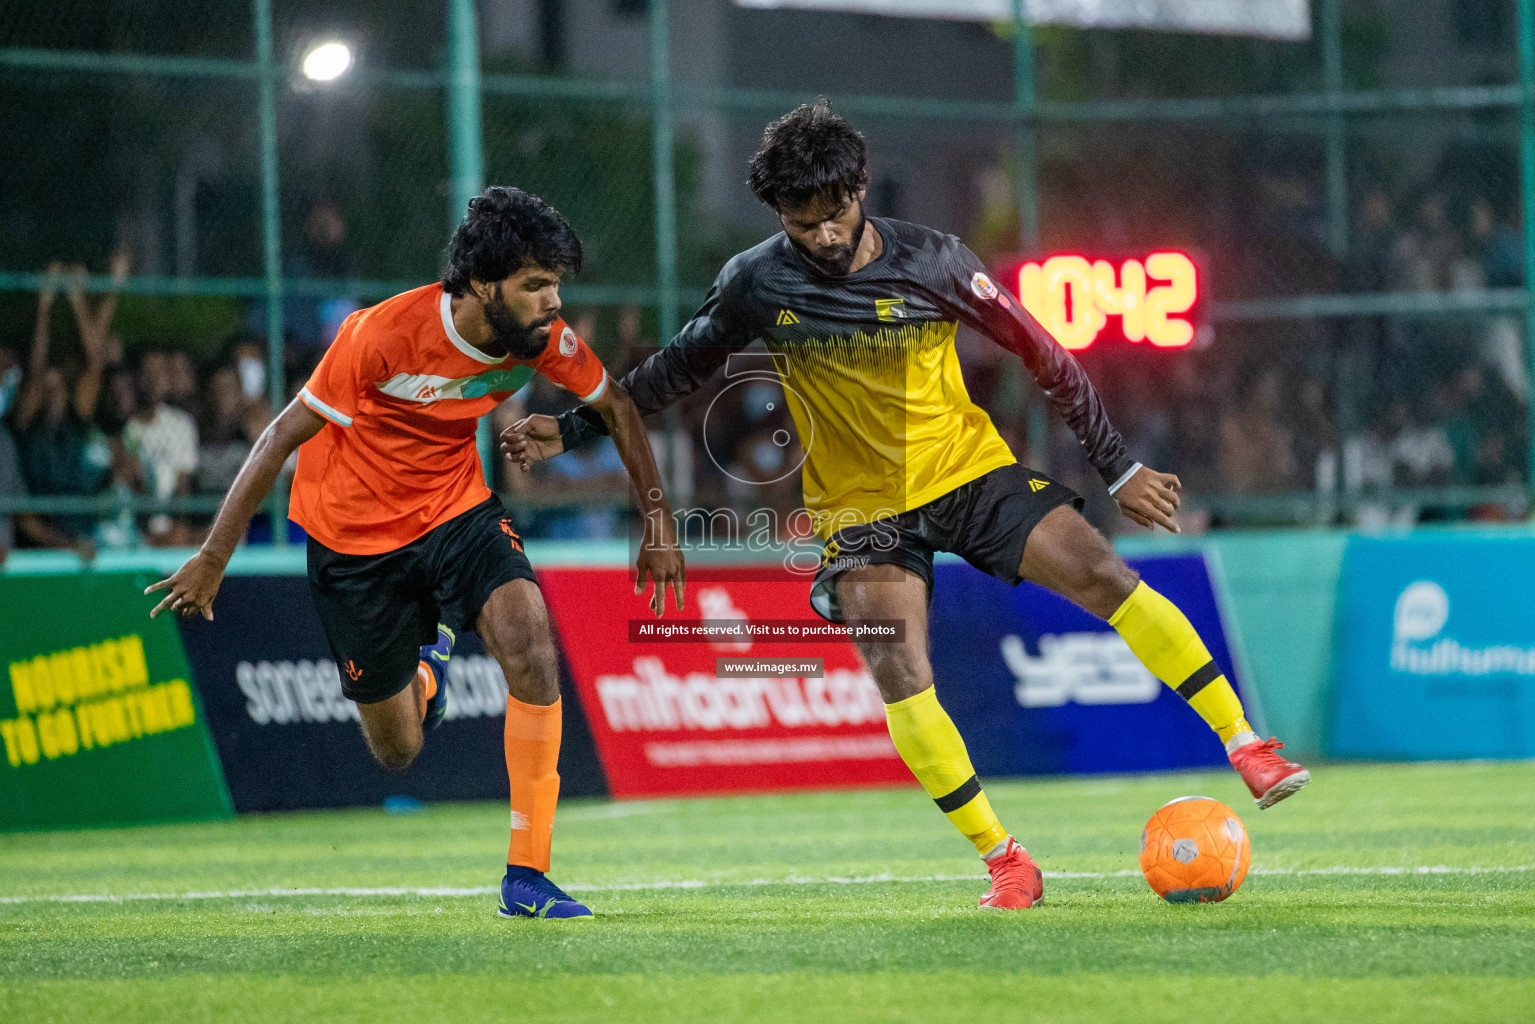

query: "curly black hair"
xmin=747 ymin=100 xmax=869 ymax=211
xmin=441 ymin=186 xmax=583 ymax=296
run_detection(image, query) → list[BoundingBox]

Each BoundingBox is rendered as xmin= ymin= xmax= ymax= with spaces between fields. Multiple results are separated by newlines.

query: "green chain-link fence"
xmin=2 ymin=0 xmax=1533 ymax=545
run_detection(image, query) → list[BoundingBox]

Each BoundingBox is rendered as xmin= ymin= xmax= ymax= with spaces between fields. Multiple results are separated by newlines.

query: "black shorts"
xmin=307 ymin=496 xmax=537 ymax=703
xmin=809 ymin=463 xmax=1081 ymax=623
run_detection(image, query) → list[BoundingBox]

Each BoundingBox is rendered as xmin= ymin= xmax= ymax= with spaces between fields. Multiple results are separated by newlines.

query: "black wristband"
xmin=557 ymin=405 xmax=608 ymax=452
xmin=1098 ymin=455 xmax=1140 ymax=492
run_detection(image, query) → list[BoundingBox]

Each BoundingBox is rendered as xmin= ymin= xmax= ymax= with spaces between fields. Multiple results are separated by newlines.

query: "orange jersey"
xmin=290 ymin=284 xmax=608 ymax=554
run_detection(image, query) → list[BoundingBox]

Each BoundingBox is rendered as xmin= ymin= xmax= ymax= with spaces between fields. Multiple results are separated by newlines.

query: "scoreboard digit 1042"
xmin=996 ymin=251 xmax=1205 ymax=352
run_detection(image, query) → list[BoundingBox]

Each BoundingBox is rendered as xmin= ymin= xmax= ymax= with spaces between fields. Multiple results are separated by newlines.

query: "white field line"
xmin=0 ymin=864 xmax=1530 ymax=906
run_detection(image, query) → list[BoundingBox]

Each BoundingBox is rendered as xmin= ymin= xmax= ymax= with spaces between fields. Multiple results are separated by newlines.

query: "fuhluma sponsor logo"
xmin=1391 ymin=580 xmax=1535 ymax=676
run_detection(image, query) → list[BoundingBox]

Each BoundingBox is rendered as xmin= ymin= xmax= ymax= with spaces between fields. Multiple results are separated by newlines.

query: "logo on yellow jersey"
xmin=820 ymin=539 xmax=841 ymax=567
xmin=1029 ymin=478 xmax=1050 ymax=493
xmin=777 ymin=309 xmax=800 ymax=326
xmin=875 ymin=298 xmax=907 ymax=322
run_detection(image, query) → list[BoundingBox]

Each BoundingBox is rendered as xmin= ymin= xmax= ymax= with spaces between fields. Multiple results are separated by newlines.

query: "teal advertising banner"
xmin=0 ymin=573 xmax=232 ymax=829
xmin=1331 ymin=534 xmax=1535 ymax=759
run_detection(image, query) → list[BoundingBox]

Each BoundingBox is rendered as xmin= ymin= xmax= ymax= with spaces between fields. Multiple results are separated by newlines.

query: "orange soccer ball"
xmin=1139 ymin=796 xmax=1251 ymax=903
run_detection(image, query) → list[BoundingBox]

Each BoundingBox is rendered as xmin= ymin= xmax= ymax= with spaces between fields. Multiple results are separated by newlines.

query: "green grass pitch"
xmin=2 ymin=760 xmax=1532 ymax=1023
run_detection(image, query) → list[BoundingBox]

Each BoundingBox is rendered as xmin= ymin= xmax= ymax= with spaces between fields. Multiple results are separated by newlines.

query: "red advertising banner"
xmin=537 ymin=566 xmax=913 ymax=798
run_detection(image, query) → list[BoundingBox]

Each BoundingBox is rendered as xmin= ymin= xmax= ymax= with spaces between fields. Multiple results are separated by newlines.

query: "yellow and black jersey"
xmin=559 ymin=218 xmax=1137 ymax=534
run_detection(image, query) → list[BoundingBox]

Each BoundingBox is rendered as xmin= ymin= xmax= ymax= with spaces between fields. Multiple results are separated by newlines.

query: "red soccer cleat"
xmin=1229 ymin=737 xmax=1311 ymax=809
xmin=978 ymin=838 xmax=1044 ymax=909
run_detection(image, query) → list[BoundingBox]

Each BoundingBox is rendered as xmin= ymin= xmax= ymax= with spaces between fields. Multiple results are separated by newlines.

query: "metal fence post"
xmin=1322 ymin=0 xmax=1348 ymax=259
xmin=447 ymin=0 xmax=492 ymax=487
xmin=1013 ymin=0 xmax=1047 ymax=470
xmin=1322 ymin=0 xmax=1348 ymax=517
xmin=650 ymin=0 xmax=684 ymax=497
xmin=1521 ymin=0 xmax=1535 ymax=494
xmin=1012 ymin=0 xmax=1040 ymax=252
xmin=254 ymin=0 xmax=287 ymax=546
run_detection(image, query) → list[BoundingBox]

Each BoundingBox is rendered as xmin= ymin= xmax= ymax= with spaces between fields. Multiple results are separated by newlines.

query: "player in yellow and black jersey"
xmin=506 ymin=101 xmax=1310 ymax=910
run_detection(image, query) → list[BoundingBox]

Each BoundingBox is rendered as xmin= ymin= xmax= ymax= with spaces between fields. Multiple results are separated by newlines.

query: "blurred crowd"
xmin=1076 ymin=346 xmax=1526 ymax=531
xmin=0 ymin=259 xmax=277 ymax=560
xmin=1333 ymin=187 xmax=1528 ymax=510
xmin=1349 ymin=189 xmax=1524 ymax=295
xmin=3 ymin=173 xmax=1529 ymax=557
xmin=1023 ymin=170 xmax=1531 ymax=530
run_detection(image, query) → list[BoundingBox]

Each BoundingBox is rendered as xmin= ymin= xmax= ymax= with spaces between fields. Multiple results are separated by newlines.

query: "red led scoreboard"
xmin=997 ymin=251 xmax=1203 ymax=351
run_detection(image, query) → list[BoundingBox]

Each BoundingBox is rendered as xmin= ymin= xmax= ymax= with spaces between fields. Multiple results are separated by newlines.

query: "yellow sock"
xmin=885 ymin=686 xmax=1008 ymax=856
xmin=1109 ymin=582 xmax=1255 ymax=746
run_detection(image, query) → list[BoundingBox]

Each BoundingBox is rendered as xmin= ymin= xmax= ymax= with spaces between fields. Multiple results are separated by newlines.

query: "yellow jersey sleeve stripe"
xmin=299 ymin=387 xmax=354 ymax=427
xmin=578 ymin=370 xmax=608 ymax=405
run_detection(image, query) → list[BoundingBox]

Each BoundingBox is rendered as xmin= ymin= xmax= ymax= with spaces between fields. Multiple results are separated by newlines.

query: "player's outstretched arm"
xmin=553 ymin=261 xmax=755 ymax=454
xmin=1113 ymin=465 xmax=1182 ymax=534
xmin=145 ymin=398 xmax=326 ymax=619
xmin=944 ymin=242 xmax=1174 ymax=527
xmin=500 ymin=414 xmax=563 ymax=470
xmin=590 ymin=382 xmax=685 ymax=617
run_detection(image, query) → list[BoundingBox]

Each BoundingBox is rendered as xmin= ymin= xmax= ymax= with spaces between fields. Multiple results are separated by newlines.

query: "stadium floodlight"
xmin=301 ymin=40 xmax=354 ymax=83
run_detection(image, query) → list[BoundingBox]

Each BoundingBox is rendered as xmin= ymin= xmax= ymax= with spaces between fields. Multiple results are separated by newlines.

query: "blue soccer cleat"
xmin=497 ymin=865 xmax=593 ymax=920
xmin=419 ymin=624 xmax=455 ymax=732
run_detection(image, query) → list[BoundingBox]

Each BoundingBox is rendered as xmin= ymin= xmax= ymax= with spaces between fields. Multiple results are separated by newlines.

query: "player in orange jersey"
xmin=147 ymin=187 xmax=684 ymax=919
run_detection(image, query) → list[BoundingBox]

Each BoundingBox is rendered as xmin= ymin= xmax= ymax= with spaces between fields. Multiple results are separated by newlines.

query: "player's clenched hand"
xmin=1114 ymin=465 xmax=1182 ymax=534
xmin=635 ymin=541 xmax=685 ymax=617
xmin=500 ymin=414 xmax=564 ymax=472
xmin=145 ymin=550 xmax=226 ymax=620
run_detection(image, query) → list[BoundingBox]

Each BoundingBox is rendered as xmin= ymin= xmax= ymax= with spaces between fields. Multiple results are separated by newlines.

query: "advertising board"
xmin=930 ymin=552 xmax=1246 ymax=775
xmin=0 ymin=573 xmax=231 ymax=829
xmin=1331 ymin=534 xmax=1535 ymax=759
xmin=540 ymin=566 xmax=912 ymax=799
xmin=178 ymin=575 xmax=607 ymax=812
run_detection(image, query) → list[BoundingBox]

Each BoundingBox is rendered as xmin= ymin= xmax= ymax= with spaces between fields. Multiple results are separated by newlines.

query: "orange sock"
xmin=505 ymin=694 xmax=562 ymax=872
xmin=414 ymin=663 xmax=434 ymax=720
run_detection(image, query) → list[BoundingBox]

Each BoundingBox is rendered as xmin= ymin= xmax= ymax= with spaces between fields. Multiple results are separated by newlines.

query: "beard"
xmin=790 ymin=205 xmax=866 ymax=277
xmin=484 ymin=285 xmax=558 ymax=359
